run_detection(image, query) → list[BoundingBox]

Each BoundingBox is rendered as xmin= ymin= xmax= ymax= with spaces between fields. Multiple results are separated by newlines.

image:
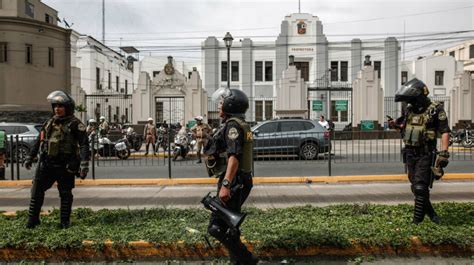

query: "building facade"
xmin=0 ymin=0 xmax=71 ymax=122
xmin=202 ymin=13 xmax=400 ymax=125
xmin=70 ymin=32 xmax=134 ymax=124
xmin=444 ymin=39 xmax=474 ymax=72
xmin=401 ymin=54 xmax=463 ymax=97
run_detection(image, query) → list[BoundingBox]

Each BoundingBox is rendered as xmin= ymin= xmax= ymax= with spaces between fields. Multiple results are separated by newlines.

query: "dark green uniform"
xmin=400 ymin=102 xmax=450 ymax=223
xmin=27 ymin=115 xmax=89 ymax=228
xmin=205 ymin=116 xmax=256 ymax=264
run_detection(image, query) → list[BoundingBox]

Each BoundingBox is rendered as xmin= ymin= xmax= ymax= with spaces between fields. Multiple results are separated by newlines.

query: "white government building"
xmin=201 ymin=13 xmax=400 ymax=128
xmin=197 ymin=12 xmax=473 ymax=128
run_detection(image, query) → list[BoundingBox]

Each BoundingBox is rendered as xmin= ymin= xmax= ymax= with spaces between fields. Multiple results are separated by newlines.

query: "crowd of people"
xmin=84 ymin=114 xmax=215 ymax=159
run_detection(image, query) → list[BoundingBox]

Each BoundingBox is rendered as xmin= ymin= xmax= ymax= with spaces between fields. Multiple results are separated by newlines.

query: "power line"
xmin=323 ymin=4 xmax=474 ymax=24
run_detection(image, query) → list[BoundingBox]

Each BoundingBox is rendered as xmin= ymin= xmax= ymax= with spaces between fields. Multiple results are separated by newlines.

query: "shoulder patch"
xmin=78 ymin=123 xmax=86 ymax=132
xmin=246 ymin=131 xmax=253 ymax=141
xmin=438 ymin=111 xmax=447 ymax=121
xmin=228 ymin=127 xmax=239 ymax=140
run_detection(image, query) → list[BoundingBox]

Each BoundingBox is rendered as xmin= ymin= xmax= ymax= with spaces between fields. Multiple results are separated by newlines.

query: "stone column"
xmin=450 ymin=71 xmax=474 ymax=129
xmin=203 ymin=37 xmax=219 ymax=96
xmin=132 ymin=71 xmax=151 ymax=123
xmin=384 ymin=37 xmax=399 ymax=97
xmin=275 ymin=56 xmax=308 ymax=118
xmin=186 ymin=67 xmax=208 ymax=123
xmin=315 ymin=21 xmax=328 ymax=80
xmin=351 ymin=39 xmax=362 ymax=82
xmin=352 ymin=56 xmax=384 ymax=130
xmin=275 ymin=21 xmax=289 ymax=84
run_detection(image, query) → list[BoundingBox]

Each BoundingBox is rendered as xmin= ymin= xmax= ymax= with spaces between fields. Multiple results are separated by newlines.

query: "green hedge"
xmin=0 ymin=202 xmax=472 ymax=251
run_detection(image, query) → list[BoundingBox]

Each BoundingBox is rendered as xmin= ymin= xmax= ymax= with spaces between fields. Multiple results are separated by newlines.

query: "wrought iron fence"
xmin=3 ymin=130 xmax=473 ymax=180
xmin=84 ymin=94 xmax=133 ymax=124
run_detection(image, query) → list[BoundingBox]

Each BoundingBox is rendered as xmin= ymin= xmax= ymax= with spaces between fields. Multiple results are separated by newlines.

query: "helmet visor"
xmin=211 ymin=87 xmax=232 ymax=104
xmin=394 ymin=85 xmax=422 ymax=98
xmin=47 ymin=91 xmax=70 ymax=104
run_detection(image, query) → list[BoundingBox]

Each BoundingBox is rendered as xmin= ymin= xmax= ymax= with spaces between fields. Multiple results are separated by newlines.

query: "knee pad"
xmin=413 ymin=184 xmax=428 ymax=197
xmin=208 ymin=224 xmax=226 ymax=241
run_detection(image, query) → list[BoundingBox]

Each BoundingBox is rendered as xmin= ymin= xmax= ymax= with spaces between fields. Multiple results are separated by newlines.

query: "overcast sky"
xmin=43 ymin=0 xmax=473 ymax=68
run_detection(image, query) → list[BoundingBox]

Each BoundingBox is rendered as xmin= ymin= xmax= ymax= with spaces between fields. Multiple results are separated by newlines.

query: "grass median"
xmin=0 ymin=202 xmax=472 ymax=260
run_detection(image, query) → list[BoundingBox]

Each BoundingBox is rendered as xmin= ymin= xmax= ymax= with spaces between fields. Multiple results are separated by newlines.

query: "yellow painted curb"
xmin=0 ymin=173 xmax=472 ymax=187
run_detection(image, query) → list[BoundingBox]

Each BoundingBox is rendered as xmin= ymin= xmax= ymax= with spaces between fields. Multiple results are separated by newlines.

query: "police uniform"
xmin=25 ymin=91 xmax=90 ymax=229
xmin=191 ymin=121 xmax=211 ymax=163
xmin=144 ymin=121 xmax=157 ymax=155
xmin=393 ymin=78 xmax=450 ymax=224
xmin=205 ymin=88 xmax=257 ymax=265
xmin=99 ymin=120 xmax=109 ymax=137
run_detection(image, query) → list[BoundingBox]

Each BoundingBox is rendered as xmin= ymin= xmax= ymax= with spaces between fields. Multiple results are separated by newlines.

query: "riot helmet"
xmin=395 ymin=78 xmax=431 ymax=110
xmin=46 ymin=90 xmax=75 ymax=116
xmin=212 ymin=87 xmax=249 ymax=117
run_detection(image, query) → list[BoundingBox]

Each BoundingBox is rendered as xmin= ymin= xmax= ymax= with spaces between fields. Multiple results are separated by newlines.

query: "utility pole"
xmin=102 ymin=0 xmax=105 ymax=44
xmin=298 ymin=0 xmax=301 ymax=13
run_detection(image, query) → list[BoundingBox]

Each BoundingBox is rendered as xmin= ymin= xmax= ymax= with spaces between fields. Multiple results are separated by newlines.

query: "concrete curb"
xmin=0 ymin=238 xmax=471 ymax=261
xmin=0 ymin=173 xmax=472 ymax=187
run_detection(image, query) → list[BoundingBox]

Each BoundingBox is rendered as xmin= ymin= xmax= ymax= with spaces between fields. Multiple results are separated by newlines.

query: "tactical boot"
xmin=59 ymin=221 xmax=71 ymax=229
xmin=27 ymin=196 xmax=44 ymax=229
xmin=59 ymin=191 xmax=73 ymax=229
xmin=426 ymin=201 xmax=441 ymax=224
xmin=26 ymin=216 xmax=40 ymax=229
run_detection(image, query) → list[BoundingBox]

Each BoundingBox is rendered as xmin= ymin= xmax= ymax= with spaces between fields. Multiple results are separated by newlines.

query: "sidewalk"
xmin=0 ymin=181 xmax=472 ymax=211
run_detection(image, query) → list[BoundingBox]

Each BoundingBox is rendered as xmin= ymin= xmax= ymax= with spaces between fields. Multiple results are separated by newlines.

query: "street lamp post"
xmin=223 ymin=32 xmax=233 ymax=89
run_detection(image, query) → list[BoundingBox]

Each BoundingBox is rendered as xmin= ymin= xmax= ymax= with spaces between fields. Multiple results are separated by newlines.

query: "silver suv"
xmin=252 ymin=119 xmax=330 ymax=160
xmin=0 ymin=123 xmax=41 ymax=161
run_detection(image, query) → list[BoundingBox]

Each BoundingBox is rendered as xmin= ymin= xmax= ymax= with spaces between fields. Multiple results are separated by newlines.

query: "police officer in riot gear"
xmin=24 ymin=91 xmax=90 ymax=229
xmin=204 ymin=88 xmax=258 ymax=264
xmin=389 ymin=78 xmax=450 ymax=225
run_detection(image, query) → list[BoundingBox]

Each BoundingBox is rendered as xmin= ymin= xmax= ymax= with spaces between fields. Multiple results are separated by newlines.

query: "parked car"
xmin=252 ymin=119 xmax=330 ymax=160
xmin=0 ymin=123 xmax=41 ymax=162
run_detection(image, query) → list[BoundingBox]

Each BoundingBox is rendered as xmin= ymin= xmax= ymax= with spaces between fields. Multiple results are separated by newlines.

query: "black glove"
xmin=437 ymin=150 xmax=450 ymax=168
xmin=79 ymin=161 xmax=89 ymax=180
xmin=24 ymin=156 xmax=33 ymax=170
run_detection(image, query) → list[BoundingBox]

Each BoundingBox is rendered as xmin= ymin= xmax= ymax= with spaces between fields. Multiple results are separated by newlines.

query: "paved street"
xmin=4 ymin=157 xmax=474 ymax=180
xmin=0 ymin=181 xmax=472 ymax=211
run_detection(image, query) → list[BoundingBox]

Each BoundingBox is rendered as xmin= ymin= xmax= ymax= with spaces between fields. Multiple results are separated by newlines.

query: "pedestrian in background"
xmin=143 ymin=117 xmax=157 ymax=156
xmin=318 ymin=115 xmax=330 ymax=130
xmin=191 ymin=116 xmax=211 ymax=164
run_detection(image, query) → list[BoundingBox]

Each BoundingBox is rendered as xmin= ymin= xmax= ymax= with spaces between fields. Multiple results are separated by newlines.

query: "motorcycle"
xmin=449 ymin=125 xmax=474 ymax=148
xmin=124 ymin=127 xmax=142 ymax=152
xmin=90 ymin=133 xmax=131 ymax=160
xmin=461 ymin=126 xmax=473 ymax=148
xmin=172 ymin=130 xmax=191 ymax=161
xmin=156 ymin=126 xmax=169 ymax=152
